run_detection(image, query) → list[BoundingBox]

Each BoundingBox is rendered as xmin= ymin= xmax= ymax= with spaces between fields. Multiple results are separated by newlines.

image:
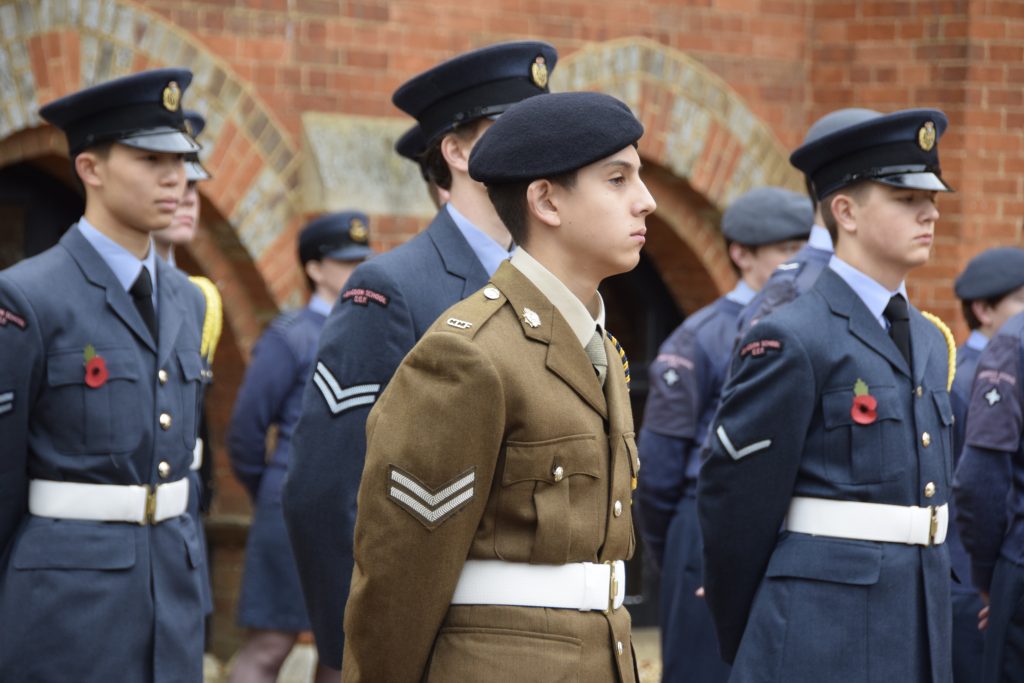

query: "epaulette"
xmin=921 ymin=311 xmax=956 ymax=391
xmin=189 ymin=276 xmax=223 ymax=365
xmin=435 ymin=284 xmax=507 ymax=339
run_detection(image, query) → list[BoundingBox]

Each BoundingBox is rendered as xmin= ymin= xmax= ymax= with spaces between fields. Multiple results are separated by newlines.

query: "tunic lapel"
xmin=427 ymin=209 xmax=492 ymax=299
xmin=155 ymin=258 xmax=185 ymax=369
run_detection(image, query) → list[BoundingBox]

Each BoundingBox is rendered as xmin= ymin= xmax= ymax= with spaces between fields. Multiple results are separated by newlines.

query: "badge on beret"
xmin=917 ymin=121 xmax=936 ymax=152
xmin=350 ymin=218 xmax=368 ymax=243
xmin=531 ymin=55 xmax=548 ymax=89
xmin=162 ymin=81 xmax=181 ymax=112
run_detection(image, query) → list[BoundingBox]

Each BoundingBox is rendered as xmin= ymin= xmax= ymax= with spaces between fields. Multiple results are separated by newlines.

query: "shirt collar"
xmin=965 ymin=329 xmax=989 ymax=351
xmin=77 ymin=217 xmax=158 ymax=303
xmin=726 ymin=280 xmax=757 ymax=306
xmin=509 ymin=248 xmax=605 ymax=348
xmin=828 ymin=255 xmax=908 ymax=329
xmin=308 ymin=294 xmax=333 ymax=318
xmin=807 ymin=224 xmax=834 ymax=252
xmin=446 ymin=203 xmax=513 ymax=277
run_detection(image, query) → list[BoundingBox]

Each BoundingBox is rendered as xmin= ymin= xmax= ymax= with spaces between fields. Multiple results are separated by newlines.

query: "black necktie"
xmin=130 ymin=267 xmax=158 ymax=342
xmin=883 ymin=294 xmax=911 ymax=367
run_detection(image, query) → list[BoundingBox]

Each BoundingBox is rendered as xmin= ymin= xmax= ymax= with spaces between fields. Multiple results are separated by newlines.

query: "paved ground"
xmin=205 ymin=627 xmax=663 ymax=681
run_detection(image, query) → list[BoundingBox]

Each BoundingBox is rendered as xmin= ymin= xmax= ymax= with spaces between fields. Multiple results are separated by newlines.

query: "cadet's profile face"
xmin=92 ymin=144 xmax=187 ymax=235
xmin=551 ymin=145 xmax=656 ymax=279
xmin=155 ymin=181 xmax=200 ymax=247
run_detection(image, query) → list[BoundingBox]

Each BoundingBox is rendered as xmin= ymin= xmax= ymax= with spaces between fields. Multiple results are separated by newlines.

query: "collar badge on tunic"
xmin=522 ymin=307 xmax=541 ymax=328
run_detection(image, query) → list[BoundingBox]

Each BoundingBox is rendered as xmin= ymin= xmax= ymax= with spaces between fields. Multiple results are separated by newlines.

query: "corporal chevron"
xmin=313 ymin=361 xmax=380 ymax=416
xmin=387 ymin=466 xmax=476 ymax=530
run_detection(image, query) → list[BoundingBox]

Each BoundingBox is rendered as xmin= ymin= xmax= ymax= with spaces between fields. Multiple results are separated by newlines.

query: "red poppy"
xmin=85 ymin=356 xmax=109 ymax=389
xmin=851 ymin=393 xmax=877 ymax=425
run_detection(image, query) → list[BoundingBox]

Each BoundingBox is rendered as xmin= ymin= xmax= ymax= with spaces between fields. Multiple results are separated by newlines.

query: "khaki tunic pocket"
xmin=426 ymin=626 xmax=582 ymax=683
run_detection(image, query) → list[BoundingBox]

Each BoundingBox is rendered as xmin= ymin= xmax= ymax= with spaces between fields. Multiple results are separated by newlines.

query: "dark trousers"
xmin=660 ymin=494 xmax=731 ymax=683
xmin=952 ymin=590 xmax=985 ymax=683
xmin=982 ymin=557 xmax=1024 ymax=683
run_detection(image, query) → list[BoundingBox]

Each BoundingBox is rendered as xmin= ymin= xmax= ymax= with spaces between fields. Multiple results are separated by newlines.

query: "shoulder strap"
xmin=920 ymin=311 xmax=956 ymax=391
xmin=189 ymin=275 xmax=223 ymax=364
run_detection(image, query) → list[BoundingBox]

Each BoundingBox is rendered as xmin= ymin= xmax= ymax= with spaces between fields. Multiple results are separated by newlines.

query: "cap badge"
xmin=530 ymin=56 xmax=549 ymax=89
xmin=350 ymin=218 xmax=368 ymax=243
xmin=162 ymin=81 xmax=182 ymax=112
xmin=522 ymin=308 xmax=541 ymax=328
xmin=917 ymin=121 xmax=936 ymax=152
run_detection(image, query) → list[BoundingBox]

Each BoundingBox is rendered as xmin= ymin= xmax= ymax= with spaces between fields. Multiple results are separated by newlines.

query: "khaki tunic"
xmin=342 ymin=261 xmax=639 ymax=682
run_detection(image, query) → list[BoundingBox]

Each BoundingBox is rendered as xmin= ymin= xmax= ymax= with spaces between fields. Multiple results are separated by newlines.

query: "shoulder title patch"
xmin=0 ymin=307 xmax=27 ymax=330
xmin=342 ymin=288 xmax=389 ymax=307
xmin=388 ymin=465 xmax=476 ymax=530
xmin=740 ymin=339 xmax=782 ymax=358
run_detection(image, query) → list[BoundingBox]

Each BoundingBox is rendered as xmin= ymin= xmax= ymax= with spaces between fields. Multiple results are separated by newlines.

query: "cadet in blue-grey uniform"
xmin=0 ymin=69 xmax=207 ymax=682
xmin=736 ymin=108 xmax=881 ymax=334
xmin=948 ymin=248 xmax=1024 ymax=682
xmin=283 ymin=40 xmax=558 ymax=670
xmin=228 ymin=212 xmax=372 ymax=683
xmin=953 ymin=254 xmax=1024 ymax=683
xmin=638 ymin=187 xmax=810 ymax=683
xmin=699 ymin=109 xmax=957 ymax=681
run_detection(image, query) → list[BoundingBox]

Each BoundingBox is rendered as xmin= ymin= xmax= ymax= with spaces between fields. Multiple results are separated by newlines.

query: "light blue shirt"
xmin=807 ymin=224 xmax=834 ymax=252
xmin=309 ymin=294 xmax=333 ymax=318
xmin=828 ymin=255 xmax=909 ymax=330
xmin=725 ymin=280 xmax=757 ymax=306
xmin=446 ymin=203 xmax=513 ymax=277
xmin=77 ymin=218 xmax=158 ymax=309
xmin=965 ymin=329 xmax=989 ymax=352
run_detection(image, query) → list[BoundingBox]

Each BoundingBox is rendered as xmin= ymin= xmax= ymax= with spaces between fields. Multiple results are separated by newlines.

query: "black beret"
xmin=392 ymin=41 xmax=557 ymax=147
xmin=791 ymin=108 xmax=954 ymax=200
xmin=299 ymin=211 xmax=373 ymax=264
xmin=39 ymin=68 xmax=200 ymax=156
xmin=955 ymin=247 xmax=1024 ymax=300
xmin=468 ymin=91 xmax=644 ymax=184
xmin=183 ymin=110 xmax=211 ymax=182
xmin=722 ymin=187 xmax=813 ymax=246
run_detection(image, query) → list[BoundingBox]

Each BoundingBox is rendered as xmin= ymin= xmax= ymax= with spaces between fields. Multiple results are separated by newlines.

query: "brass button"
xmin=924 ymin=482 xmax=936 ymax=498
xmin=158 ymin=461 xmax=171 ymax=479
xmin=613 ymin=500 xmax=623 ymax=518
xmin=616 ymin=641 xmax=624 ymax=656
xmin=483 ymin=287 xmax=500 ymax=300
xmin=159 ymin=413 xmax=172 ymax=430
xmin=921 ymin=432 xmax=931 ymax=447
xmin=158 ymin=369 xmax=168 ymax=385
xmin=552 ymin=465 xmax=564 ymax=482
xmin=915 ymin=385 xmax=923 ymax=398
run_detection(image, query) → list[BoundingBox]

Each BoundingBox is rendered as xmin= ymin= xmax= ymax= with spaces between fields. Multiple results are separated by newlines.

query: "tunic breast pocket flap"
xmin=821 ymin=385 xmax=904 ymax=484
xmin=499 ymin=435 xmax=602 ymax=563
xmin=45 ymin=348 xmax=142 ymax=455
xmin=13 ymin=519 xmax=136 ymax=570
xmin=176 ymin=349 xmax=204 ymax=448
xmin=931 ymin=390 xmax=954 ymax=483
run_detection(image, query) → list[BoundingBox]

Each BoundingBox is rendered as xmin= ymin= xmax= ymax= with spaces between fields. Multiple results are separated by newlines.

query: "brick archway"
xmin=555 ymin=37 xmax=805 ymax=300
xmin=0 ymin=0 xmax=307 ymax=351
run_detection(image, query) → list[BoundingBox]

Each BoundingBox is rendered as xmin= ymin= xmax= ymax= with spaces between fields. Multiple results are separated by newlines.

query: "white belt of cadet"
xmin=27 ymin=478 xmax=190 ymax=524
xmin=450 ymin=559 xmax=626 ymax=612
xmin=785 ymin=496 xmax=948 ymax=546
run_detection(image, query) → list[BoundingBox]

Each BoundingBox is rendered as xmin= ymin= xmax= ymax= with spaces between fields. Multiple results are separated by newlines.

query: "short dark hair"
xmin=70 ymin=140 xmax=115 ymax=194
xmin=486 ymin=171 xmax=577 ymax=247
xmin=962 ymin=294 xmax=1012 ymax=330
xmin=819 ymin=181 xmax=871 ymax=245
xmin=805 ymin=176 xmax=819 ymax=212
xmin=420 ymin=119 xmax=488 ymax=191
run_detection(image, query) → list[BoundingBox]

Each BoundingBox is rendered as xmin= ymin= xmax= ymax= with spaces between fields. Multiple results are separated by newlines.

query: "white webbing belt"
xmin=190 ymin=438 xmax=203 ymax=471
xmin=28 ymin=478 xmax=189 ymax=525
xmin=785 ymin=496 xmax=948 ymax=546
xmin=450 ymin=559 xmax=626 ymax=613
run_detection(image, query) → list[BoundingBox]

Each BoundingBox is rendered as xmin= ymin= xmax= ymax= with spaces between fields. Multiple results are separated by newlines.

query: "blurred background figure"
xmin=227 ymin=212 xmax=373 ymax=683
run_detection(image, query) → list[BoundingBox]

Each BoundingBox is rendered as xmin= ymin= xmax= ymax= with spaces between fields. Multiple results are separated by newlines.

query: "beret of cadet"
xmin=39 ymin=68 xmax=200 ymax=156
xmin=298 ymin=211 xmax=373 ymax=264
xmin=791 ymin=108 xmax=954 ymax=200
xmin=468 ymin=91 xmax=644 ymax=185
xmin=954 ymin=247 xmax=1024 ymax=300
xmin=183 ymin=110 xmax=211 ymax=182
xmin=392 ymin=41 xmax=558 ymax=147
xmin=722 ymin=187 xmax=813 ymax=247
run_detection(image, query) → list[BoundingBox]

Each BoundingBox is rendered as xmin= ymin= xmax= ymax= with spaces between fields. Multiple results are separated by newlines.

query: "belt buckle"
xmin=143 ymin=485 xmax=157 ymax=526
xmin=927 ymin=506 xmax=938 ymax=546
xmin=604 ymin=561 xmax=619 ymax=614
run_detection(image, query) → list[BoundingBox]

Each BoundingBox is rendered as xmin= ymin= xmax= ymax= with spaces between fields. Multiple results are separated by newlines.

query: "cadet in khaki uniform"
xmin=342 ymin=91 xmax=656 ymax=682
